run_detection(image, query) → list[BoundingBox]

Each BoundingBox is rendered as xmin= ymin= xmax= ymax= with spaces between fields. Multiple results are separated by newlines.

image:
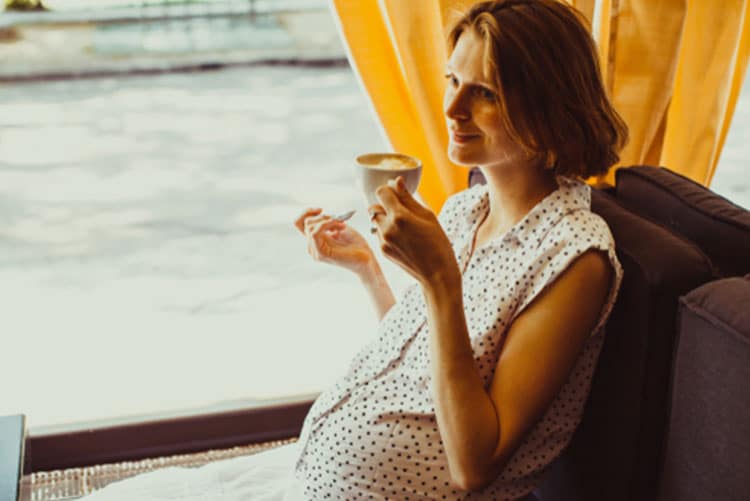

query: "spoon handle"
xmin=332 ymin=209 xmax=356 ymax=222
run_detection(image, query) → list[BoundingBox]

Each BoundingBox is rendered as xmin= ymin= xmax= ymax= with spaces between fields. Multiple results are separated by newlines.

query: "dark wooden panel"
xmin=27 ymin=399 xmax=314 ymax=473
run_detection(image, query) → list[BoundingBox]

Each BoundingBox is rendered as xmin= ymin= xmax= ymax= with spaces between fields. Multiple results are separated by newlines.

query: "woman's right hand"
xmin=294 ymin=208 xmax=375 ymax=276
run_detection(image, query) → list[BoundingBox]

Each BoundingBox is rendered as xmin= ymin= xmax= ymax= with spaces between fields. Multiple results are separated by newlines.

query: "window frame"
xmin=23 ymin=394 xmax=317 ymax=473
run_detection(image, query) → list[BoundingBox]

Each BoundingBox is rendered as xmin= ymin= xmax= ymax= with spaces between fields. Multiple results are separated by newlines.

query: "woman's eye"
xmin=475 ymin=87 xmax=496 ymax=100
xmin=444 ymin=74 xmax=458 ymax=87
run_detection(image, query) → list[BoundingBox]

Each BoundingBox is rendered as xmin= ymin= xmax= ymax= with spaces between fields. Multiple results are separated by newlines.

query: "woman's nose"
xmin=444 ymin=89 xmax=470 ymax=121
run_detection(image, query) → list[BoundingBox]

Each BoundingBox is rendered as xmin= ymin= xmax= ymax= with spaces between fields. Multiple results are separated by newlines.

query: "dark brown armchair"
xmin=470 ymin=165 xmax=750 ymax=501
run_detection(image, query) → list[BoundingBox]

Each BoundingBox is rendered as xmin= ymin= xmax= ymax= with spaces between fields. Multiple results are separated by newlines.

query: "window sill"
xmin=25 ymin=392 xmax=318 ymax=473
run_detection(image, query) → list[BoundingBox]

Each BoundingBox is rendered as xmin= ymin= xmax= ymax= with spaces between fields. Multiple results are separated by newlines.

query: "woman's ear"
xmin=543 ymin=151 xmax=557 ymax=170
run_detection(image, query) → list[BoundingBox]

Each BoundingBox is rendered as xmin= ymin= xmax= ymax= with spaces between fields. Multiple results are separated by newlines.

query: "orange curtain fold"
xmin=329 ymin=0 xmax=464 ymax=211
xmin=567 ymin=0 xmax=596 ymax=27
xmin=599 ymin=0 xmax=749 ymax=186
xmin=330 ymin=0 xmax=750 ymax=210
xmin=595 ymin=0 xmax=689 ymax=185
xmin=660 ymin=0 xmax=750 ymax=185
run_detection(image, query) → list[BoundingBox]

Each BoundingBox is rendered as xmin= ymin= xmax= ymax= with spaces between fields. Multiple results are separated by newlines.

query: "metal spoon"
xmin=332 ymin=209 xmax=356 ymax=222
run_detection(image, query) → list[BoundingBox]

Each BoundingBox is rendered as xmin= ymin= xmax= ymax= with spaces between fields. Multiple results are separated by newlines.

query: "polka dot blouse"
xmin=292 ymin=175 xmax=624 ymax=500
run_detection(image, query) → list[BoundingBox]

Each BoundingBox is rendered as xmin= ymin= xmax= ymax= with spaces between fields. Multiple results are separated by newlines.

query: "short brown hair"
xmin=447 ymin=0 xmax=628 ymax=178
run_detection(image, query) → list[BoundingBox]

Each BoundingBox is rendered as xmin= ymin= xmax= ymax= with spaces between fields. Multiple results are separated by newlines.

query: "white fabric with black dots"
xmin=80 ymin=176 xmax=622 ymax=501
xmin=293 ymin=175 xmax=623 ymax=500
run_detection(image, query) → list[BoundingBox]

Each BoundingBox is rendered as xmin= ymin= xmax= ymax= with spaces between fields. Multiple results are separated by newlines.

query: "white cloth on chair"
xmin=82 ymin=442 xmax=305 ymax=501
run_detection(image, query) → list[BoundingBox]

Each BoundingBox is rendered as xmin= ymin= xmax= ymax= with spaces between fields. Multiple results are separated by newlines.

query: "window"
xmin=0 ymin=0 xmax=416 ymax=431
xmin=2 ymin=0 xmax=747 ymax=433
xmin=712 ymin=80 xmax=750 ymax=210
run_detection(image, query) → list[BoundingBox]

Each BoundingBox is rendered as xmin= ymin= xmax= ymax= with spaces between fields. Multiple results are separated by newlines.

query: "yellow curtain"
xmin=331 ymin=0 xmax=750 ymax=210
xmin=660 ymin=0 xmax=750 ymax=185
xmin=598 ymin=0 xmax=750 ymax=186
xmin=330 ymin=0 xmax=461 ymax=211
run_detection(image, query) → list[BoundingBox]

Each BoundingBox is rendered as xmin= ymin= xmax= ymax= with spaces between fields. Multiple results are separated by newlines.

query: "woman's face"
xmin=444 ymin=30 xmax=527 ymax=169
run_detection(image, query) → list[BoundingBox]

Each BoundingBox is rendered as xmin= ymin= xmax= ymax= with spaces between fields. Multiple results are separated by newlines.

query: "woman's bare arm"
xmin=425 ymin=249 xmax=613 ymax=491
xmin=294 ymin=207 xmax=396 ymax=320
xmin=358 ymin=257 xmax=397 ymax=321
xmin=363 ymin=179 xmax=614 ymax=490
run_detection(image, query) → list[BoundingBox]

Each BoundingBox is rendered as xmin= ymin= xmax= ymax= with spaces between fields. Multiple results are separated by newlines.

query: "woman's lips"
xmin=451 ymin=132 xmax=479 ymax=144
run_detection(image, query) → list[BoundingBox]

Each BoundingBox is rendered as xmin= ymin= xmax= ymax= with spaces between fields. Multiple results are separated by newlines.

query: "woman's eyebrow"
xmin=444 ymin=68 xmax=497 ymax=93
xmin=474 ymin=81 xmax=497 ymax=92
xmin=458 ymin=77 xmax=497 ymax=93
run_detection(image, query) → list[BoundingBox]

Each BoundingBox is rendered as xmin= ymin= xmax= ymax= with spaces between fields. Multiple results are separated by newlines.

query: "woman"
xmin=85 ymin=1 xmax=627 ymax=499
xmin=290 ymin=1 xmax=626 ymax=498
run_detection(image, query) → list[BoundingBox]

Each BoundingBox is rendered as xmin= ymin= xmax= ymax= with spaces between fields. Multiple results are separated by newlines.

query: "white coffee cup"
xmin=355 ymin=153 xmax=423 ymax=207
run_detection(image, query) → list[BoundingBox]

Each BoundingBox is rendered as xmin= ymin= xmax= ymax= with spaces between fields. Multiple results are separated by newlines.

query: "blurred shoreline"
xmin=0 ymin=0 xmax=344 ymax=81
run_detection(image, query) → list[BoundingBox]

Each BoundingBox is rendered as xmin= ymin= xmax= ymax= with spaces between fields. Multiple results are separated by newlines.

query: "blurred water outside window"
xmin=0 ymin=0 xmax=747 ymax=433
xmin=0 ymin=0 xmax=415 ymax=433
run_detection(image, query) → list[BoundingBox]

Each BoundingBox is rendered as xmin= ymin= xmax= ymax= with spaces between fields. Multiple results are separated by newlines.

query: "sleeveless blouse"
xmin=292 ymin=175 xmax=623 ymax=500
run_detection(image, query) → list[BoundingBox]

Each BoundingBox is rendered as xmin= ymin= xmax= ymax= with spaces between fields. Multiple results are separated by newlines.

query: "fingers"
xmin=372 ymin=181 xmax=403 ymax=235
xmin=374 ymin=182 xmax=400 ymax=209
xmin=294 ymin=208 xmax=322 ymax=234
xmin=305 ymin=214 xmax=343 ymax=238
xmin=368 ymin=209 xmax=415 ymax=276
xmin=305 ymin=217 xmax=345 ymax=259
xmin=389 ymin=176 xmax=408 ymax=198
xmin=375 ymin=176 xmax=423 ymax=215
xmin=367 ymin=204 xmax=386 ymax=221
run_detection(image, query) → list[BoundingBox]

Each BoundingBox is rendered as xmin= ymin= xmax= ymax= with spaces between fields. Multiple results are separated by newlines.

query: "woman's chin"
xmin=447 ymin=147 xmax=477 ymax=167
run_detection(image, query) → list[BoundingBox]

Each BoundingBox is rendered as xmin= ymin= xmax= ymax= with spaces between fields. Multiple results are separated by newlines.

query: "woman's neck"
xmin=478 ymin=166 xmax=559 ymax=237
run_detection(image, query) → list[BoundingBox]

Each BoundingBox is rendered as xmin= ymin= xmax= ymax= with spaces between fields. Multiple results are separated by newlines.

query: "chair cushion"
xmin=536 ymin=190 xmax=714 ymax=501
xmin=657 ymin=276 xmax=750 ymax=501
xmin=615 ymin=166 xmax=750 ymax=278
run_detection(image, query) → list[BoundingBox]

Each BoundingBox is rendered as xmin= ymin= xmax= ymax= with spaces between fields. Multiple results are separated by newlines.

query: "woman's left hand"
xmin=369 ymin=176 xmax=460 ymax=288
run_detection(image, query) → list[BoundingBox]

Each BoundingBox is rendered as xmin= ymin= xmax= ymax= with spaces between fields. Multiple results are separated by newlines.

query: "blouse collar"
xmin=466 ymin=175 xmax=591 ymax=250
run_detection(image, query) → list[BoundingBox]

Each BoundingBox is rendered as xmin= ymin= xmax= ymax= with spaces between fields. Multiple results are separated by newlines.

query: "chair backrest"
xmin=615 ymin=166 xmax=750 ymax=278
xmin=537 ymin=189 xmax=714 ymax=501
xmin=611 ymin=166 xmax=750 ymax=501
xmin=467 ymin=168 xmax=715 ymax=501
xmin=656 ymin=276 xmax=750 ymax=501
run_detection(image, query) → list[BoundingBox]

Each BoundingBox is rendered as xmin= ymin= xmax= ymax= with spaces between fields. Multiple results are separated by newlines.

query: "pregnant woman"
xmin=84 ymin=0 xmax=628 ymax=499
